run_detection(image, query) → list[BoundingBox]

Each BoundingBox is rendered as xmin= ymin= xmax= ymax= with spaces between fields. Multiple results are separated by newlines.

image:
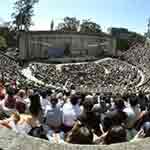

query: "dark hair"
xmin=70 ymin=95 xmax=79 ymax=105
xmin=7 ymin=87 xmax=15 ymax=97
xmin=104 ymin=126 xmax=126 ymax=145
xmin=28 ymin=126 xmax=48 ymax=140
xmin=40 ymin=90 xmax=47 ymax=99
xmin=64 ymin=90 xmax=71 ymax=97
xmin=114 ymin=98 xmax=125 ymax=110
xmin=129 ymin=95 xmax=138 ymax=107
xmin=82 ymin=98 xmax=94 ymax=112
xmin=29 ymin=94 xmax=42 ymax=117
xmin=67 ymin=123 xmax=93 ymax=144
xmin=103 ymin=111 xmax=127 ymax=132
xmin=50 ymin=94 xmax=58 ymax=106
xmin=47 ymin=89 xmax=52 ymax=96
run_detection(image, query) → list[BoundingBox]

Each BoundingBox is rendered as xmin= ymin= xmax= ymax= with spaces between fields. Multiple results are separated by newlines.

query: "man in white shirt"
xmin=123 ymin=95 xmax=141 ymax=129
xmin=123 ymin=95 xmax=141 ymax=140
xmin=62 ymin=94 xmax=81 ymax=132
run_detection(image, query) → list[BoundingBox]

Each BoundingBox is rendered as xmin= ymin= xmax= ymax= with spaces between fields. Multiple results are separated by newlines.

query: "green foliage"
xmin=57 ymin=17 xmax=80 ymax=32
xmin=110 ymin=27 xmax=128 ymax=36
xmin=50 ymin=20 xmax=54 ymax=31
xmin=80 ymin=19 xmax=101 ymax=33
xmin=116 ymin=38 xmax=130 ymax=51
xmin=57 ymin=17 xmax=102 ymax=33
xmin=130 ymin=32 xmax=146 ymax=43
xmin=0 ymin=36 xmax=7 ymax=50
xmin=0 ymin=25 xmax=16 ymax=47
xmin=12 ymin=0 xmax=39 ymax=31
xmin=109 ymin=27 xmax=145 ymax=50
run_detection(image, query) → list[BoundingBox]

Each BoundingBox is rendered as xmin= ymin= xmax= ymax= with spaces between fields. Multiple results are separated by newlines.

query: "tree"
xmin=0 ymin=36 xmax=7 ymax=50
xmin=12 ymin=0 xmax=39 ymax=31
xmin=145 ymin=18 xmax=150 ymax=38
xmin=0 ymin=23 xmax=16 ymax=47
xmin=57 ymin=17 xmax=80 ymax=32
xmin=50 ymin=20 xmax=54 ymax=31
xmin=80 ymin=19 xmax=101 ymax=33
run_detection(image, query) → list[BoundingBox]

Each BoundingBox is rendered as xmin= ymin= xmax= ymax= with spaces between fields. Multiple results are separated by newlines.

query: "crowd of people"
xmin=100 ymin=59 xmax=141 ymax=87
xmin=122 ymin=43 xmax=150 ymax=92
xmin=123 ymin=43 xmax=150 ymax=80
xmin=1 ymin=43 xmax=150 ymax=145
xmin=0 ymin=54 xmax=28 ymax=87
xmin=29 ymin=59 xmax=141 ymax=93
xmin=0 ymin=49 xmax=145 ymax=94
xmin=0 ymin=83 xmax=150 ymax=145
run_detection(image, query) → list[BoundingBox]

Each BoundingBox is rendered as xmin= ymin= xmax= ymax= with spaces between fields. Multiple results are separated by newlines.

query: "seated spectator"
xmin=104 ymin=125 xmax=127 ymax=144
xmin=66 ymin=121 xmax=93 ymax=144
xmin=15 ymin=90 xmax=26 ymax=113
xmin=0 ymin=93 xmax=42 ymax=134
xmin=15 ymin=94 xmax=42 ymax=134
xmin=4 ymin=88 xmax=16 ymax=109
xmin=132 ymin=122 xmax=150 ymax=142
xmin=95 ymin=125 xmax=127 ymax=145
xmin=0 ymin=112 xmax=20 ymax=131
xmin=78 ymin=95 xmax=101 ymax=136
xmin=135 ymin=110 xmax=150 ymax=131
xmin=103 ymin=98 xmax=127 ymax=132
xmin=0 ymin=88 xmax=16 ymax=116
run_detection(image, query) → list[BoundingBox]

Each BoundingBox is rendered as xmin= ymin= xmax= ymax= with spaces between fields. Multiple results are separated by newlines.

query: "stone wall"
xmin=19 ymin=31 xmax=116 ymax=60
xmin=0 ymin=128 xmax=150 ymax=150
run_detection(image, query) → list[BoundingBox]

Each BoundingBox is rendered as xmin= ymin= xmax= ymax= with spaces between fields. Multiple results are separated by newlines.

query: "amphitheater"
xmin=1 ymin=40 xmax=150 ymax=149
xmin=0 ymin=42 xmax=150 ymax=94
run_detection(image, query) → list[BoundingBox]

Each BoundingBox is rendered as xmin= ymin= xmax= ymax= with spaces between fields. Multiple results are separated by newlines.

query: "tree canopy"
xmin=0 ymin=36 xmax=7 ymax=50
xmin=57 ymin=17 xmax=102 ymax=33
xmin=12 ymin=0 xmax=39 ymax=31
xmin=57 ymin=17 xmax=80 ymax=32
xmin=80 ymin=19 xmax=101 ymax=33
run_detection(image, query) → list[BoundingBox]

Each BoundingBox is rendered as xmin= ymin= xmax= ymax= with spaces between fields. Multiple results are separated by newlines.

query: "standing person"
xmin=103 ymin=97 xmax=127 ymax=132
xmin=40 ymin=90 xmax=50 ymax=113
xmin=123 ymin=95 xmax=141 ymax=140
xmin=56 ymin=92 xmax=65 ymax=108
xmin=78 ymin=95 xmax=102 ymax=136
xmin=62 ymin=94 xmax=81 ymax=133
xmin=45 ymin=95 xmax=63 ymax=142
xmin=124 ymin=95 xmax=141 ymax=129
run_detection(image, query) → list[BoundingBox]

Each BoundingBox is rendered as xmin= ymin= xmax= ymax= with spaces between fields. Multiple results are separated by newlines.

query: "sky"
xmin=0 ymin=0 xmax=150 ymax=34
